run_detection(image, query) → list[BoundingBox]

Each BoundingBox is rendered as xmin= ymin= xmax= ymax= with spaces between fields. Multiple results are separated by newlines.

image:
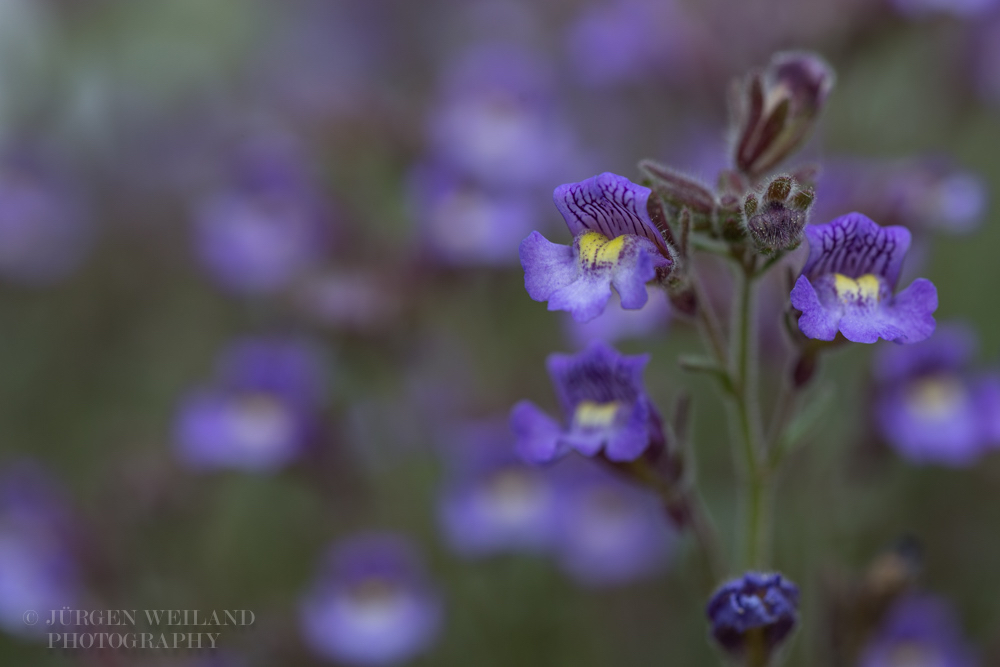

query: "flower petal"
xmin=801 ymin=212 xmax=911 ymax=288
xmin=510 ymin=401 xmax=567 ymax=464
xmin=553 ymin=172 xmax=666 ymax=253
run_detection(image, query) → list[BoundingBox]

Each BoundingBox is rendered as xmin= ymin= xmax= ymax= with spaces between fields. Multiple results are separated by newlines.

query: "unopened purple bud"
xmin=732 ymin=52 xmax=835 ymax=177
xmin=706 ymin=572 xmax=800 ymax=658
xmin=768 ymin=52 xmax=834 ymax=118
xmin=744 ymin=175 xmax=812 ymax=252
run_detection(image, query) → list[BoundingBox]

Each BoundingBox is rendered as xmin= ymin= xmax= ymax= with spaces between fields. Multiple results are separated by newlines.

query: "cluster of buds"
xmin=730 ymin=51 xmax=834 ymax=179
xmin=743 ymin=174 xmax=815 ymax=253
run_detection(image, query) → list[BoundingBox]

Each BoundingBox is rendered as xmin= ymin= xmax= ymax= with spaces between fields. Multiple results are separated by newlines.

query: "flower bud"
xmin=743 ymin=175 xmax=814 ymax=252
xmin=707 ymin=572 xmax=800 ymax=660
xmin=731 ymin=51 xmax=835 ymax=177
xmin=639 ymin=159 xmax=715 ymax=231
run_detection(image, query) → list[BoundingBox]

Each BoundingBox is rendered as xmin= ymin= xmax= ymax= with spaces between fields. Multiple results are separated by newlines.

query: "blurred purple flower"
xmin=975 ymin=14 xmax=1000 ymax=104
xmin=858 ymin=594 xmax=977 ymax=667
xmin=428 ymin=44 xmax=580 ymax=189
xmin=814 ymin=157 xmax=988 ymax=235
xmin=874 ymin=324 xmax=1000 ymax=466
xmin=510 ymin=340 xmax=664 ymax=464
xmin=437 ymin=421 xmax=559 ymax=557
xmin=890 ymin=0 xmax=998 ymax=19
xmin=292 ymin=270 xmax=402 ymax=333
xmin=791 ymin=213 xmax=937 ymax=343
xmin=520 ymin=173 xmax=672 ymax=323
xmin=174 ymin=337 xmax=327 ymax=472
xmin=0 ymin=146 xmax=90 ymax=285
xmin=551 ymin=463 xmax=674 ymax=587
xmin=192 ymin=136 xmax=332 ymax=295
xmin=0 ymin=461 xmax=80 ymax=638
xmin=563 ymin=289 xmax=671 ymax=347
xmin=300 ymin=533 xmax=443 ymax=666
xmin=706 ymin=572 xmax=799 ymax=658
xmin=408 ymin=164 xmax=541 ymax=267
xmin=253 ymin=1 xmax=384 ymax=122
xmin=564 ymin=0 xmax=697 ymax=87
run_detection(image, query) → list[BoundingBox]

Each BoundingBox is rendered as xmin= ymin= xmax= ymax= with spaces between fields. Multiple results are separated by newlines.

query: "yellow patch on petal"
xmin=577 ymin=231 xmax=626 ymax=271
xmin=833 ymin=273 xmax=880 ymax=303
xmin=905 ymin=375 xmax=966 ymax=420
xmin=888 ymin=641 xmax=942 ymax=667
xmin=574 ymin=400 xmax=622 ymax=427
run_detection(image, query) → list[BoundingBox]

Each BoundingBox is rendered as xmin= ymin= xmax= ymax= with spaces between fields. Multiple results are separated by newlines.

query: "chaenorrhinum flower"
xmin=173 ymin=337 xmax=326 ymax=472
xmin=564 ymin=289 xmax=671 ymax=348
xmin=890 ymin=0 xmax=998 ymax=19
xmin=706 ymin=572 xmax=800 ymax=658
xmin=858 ymin=594 xmax=977 ymax=667
xmin=300 ymin=533 xmax=443 ymax=666
xmin=0 ymin=145 xmax=91 ymax=285
xmin=814 ymin=157 xmax=987 ymax=235
xmin=873 ymin=324 xmax=1000 ymax=466
xmin=193 ymin=136 xmax=332 ymax=295
xmin=564 ymin=0 xmax=696 ymax=88
xmin=975 ymin=15 xmax=1000 ymax=105
xmin=292 ymin=270 xmax=403 ymax=334
xmin=551 ymin=461 xmax=675 ymax=587
xmin=510 ymin=340 xmax=665 ymax=464
xmin=520 ymin=172 xmax=672 ymax=322
xmin=408 ymin=163 xmax=542 ymax=267
xmin=0 ymin=461 xmax=80 ymax=638
xmin=790 ymin=212 xmax=937 ymax=344
xmin=437 ymin=421 xmax=558 ymax=557
xmin=428 ymin=43 xmax=580 ymax=189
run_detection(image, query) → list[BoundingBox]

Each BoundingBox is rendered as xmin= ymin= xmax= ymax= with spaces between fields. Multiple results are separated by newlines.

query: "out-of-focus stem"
xmin=689 ymin=267 xmax=727 ymax=365
xmin=732 ymin=262 xmax=768 ymax=570
xmin=622 ymin=459 xmax=723 ymax=593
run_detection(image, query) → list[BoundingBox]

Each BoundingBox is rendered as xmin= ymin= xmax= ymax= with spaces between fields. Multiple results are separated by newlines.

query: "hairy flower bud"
xmin=731 ymin=52 xmax=835 ymax=177
xmin=743 ymin=175 xmax=813 ymax=252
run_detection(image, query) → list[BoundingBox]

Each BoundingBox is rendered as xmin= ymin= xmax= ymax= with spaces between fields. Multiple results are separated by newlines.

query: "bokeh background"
xmin=0 ymin=0 xmax=999 ymax=665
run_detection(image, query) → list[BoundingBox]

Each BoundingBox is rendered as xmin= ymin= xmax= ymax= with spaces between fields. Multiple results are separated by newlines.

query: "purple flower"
xmin=976 ymin=15 xmax=1000 ymax=104
xmin=520 ymin=173 xmax=672 ymax=323
xmin=300 ymin=534 xmax=443 ymax=666
xmin=564 ymin=289 xmax=671 ymax=347
xmin=0 ymin=146 xmax=90 ymax=285
xmin=408 ymin=164 xmax=541 ymax=267
xmin=437 ymin=421 xmax=559 ymax=557
xmin=874 ymin=324 xmax=1000 ymax=466
xmin=706 ymin=572 xmax=800 ymax=657
xmin=193 ymin=137 xmax=331 ymax=295
xmin=0 ymin=461 xmax=80 ymax=638
xmin=428 ymin=44 xmax=579 ymax=189
xmin=173 ymin=337 xmax=326 ymax=472
xmin=814 ymin=157 xmax=987 ymax=235
xmin=292 ymin=270 xmax=402 ymax=333
xmin=564 ymin=0 xmax=695 ymax=87
xmin=858 ymin=594 xmax=977 ymax=667
xmin=890 ymin=0 xmax=998 ymax=19
xmin=790 ymin=213 xmax=937 ymax=344
xmin=510 ymin=341 xmax=664 ymax=464
xmin=551 ymin=463 xmax=675 ymax=587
